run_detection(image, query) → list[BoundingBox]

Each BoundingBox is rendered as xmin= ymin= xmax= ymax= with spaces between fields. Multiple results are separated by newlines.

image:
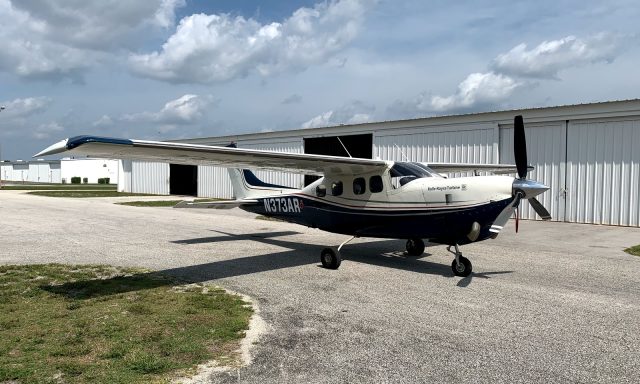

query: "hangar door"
xmin=500 ymin=122 xmax=567 ymax=222
xmin=566 ymin=118 xmax=640 ymax=226
xmin=170 ymin=164 xmax=197 ymax=196
xmin=304 ymin=134 xmax=372 ymax=185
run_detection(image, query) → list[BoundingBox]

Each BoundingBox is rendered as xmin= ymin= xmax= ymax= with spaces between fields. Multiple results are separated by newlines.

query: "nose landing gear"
xmin=447 ymin=244 xmax=472 ymax=277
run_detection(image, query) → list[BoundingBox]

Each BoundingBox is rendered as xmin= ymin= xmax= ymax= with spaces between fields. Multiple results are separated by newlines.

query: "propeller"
xmin=489 ymin=115 xmax=551 ymax=237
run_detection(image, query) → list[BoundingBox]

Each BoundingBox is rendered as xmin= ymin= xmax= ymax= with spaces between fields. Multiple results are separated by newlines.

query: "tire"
xmin=451 ymin=256 xmax=472 ymax=277
xmin=320 ymin=247 xmax=341 ymax=269
xmin=405 ymin=238 xmax=425 ymax=256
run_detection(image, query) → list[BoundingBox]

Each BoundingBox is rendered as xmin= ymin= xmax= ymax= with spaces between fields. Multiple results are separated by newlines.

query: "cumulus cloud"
xmin=491 ymin=33 xmax=624 ymax=79
xmin=394 ymin=33 xmax=627 ymax=115
xmin=32 ymin=121 xmax=64 ymax=140
xmin=130 ymin=0 xmax=373 ymax=83
xmin=430 ymin=72 xmax=522 ymax=112
xmin=0 ymin=97 xmax=52 ymax=119
xmin=0 ymin=0 xmax=185 ymax=80
xmin=302 ymin=100 xmax=374 ymax=128
xmin=120 ymin=94 xmax=216 ymax=125
xmin=92 ymin=115 xmax=114 ymax=128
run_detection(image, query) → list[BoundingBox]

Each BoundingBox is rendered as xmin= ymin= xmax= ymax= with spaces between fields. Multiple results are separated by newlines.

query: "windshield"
xmin=389 ymin=162 xmax=442 ymax=188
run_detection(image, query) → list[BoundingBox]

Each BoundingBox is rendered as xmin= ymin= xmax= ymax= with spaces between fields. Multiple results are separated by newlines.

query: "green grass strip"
xmin=116 ymin=199 xmax=223 ymax=207
xmin=624 ymin=245 xmax=640 ymax=256
xmin=0 ymin=264 xmax=252 ymax=383
xmin=2 ymin=184 xmax=117 ymax=191
xmin=27 ymin=191 xmax=156 ymax=198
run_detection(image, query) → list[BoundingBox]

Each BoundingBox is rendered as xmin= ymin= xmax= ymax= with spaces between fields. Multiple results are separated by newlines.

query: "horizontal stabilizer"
xmin=173 ymin=200 xmax=259 ymax=210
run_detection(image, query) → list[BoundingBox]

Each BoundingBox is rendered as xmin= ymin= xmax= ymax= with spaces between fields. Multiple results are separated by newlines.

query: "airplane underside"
xmin=243 ymin=195 xmax=512 ymax=245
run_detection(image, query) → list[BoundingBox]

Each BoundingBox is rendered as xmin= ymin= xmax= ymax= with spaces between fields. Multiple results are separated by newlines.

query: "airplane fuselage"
xmin=241 ymin=173 xmax=515 ymax=245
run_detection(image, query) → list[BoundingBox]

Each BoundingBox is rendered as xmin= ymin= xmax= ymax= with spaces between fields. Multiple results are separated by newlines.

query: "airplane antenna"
xmin=336 ymin=137 xmax=352 ymax=158
xmin=394 ymin=144 xmax=410 ymax=161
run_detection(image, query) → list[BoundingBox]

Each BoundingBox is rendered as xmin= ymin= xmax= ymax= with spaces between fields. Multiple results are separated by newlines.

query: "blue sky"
xmin=1 ymin=0 xmax=639 ymax=159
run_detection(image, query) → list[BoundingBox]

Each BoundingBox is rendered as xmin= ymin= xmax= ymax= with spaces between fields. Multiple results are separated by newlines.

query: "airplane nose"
xmin=512 ymin=179 xmax=549 ymax=199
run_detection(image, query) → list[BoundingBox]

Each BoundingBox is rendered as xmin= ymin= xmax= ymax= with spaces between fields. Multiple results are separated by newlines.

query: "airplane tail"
xmin=225 ymin=143 xmax=294 ymax=199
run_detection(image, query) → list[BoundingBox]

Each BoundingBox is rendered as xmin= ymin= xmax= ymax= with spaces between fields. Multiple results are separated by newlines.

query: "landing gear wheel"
xmin=451 ymin=256 xmax=472 ymax=277
xmin=320 ymin=247 xmax=341 ymax=269
xmin=405 ymin=238 xmax=425 ymax=256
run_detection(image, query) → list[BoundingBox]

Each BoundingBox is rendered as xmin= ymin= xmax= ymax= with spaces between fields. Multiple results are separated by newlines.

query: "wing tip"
xmin=33 ymin=138 xmax=69 ymax=158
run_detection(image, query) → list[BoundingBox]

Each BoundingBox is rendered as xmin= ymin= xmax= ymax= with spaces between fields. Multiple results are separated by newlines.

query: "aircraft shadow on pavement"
xmin=43 ymin=230 xmax=511 ymax=298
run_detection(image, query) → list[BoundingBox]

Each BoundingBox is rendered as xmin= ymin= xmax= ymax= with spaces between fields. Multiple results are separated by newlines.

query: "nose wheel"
xmin=447 ymin=244 xmax=472 ymax=277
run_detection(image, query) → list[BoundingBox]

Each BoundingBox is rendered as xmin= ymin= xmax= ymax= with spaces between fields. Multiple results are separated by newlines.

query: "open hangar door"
xmin=303 ymin=133 xmax=373 ymax=185
xmin=170 ymin=164 xmax=197 ymax=196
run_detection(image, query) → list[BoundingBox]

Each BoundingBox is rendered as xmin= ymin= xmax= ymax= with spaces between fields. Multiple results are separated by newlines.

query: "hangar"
xmin=1 ymin=158 xmax=118 ymax=184
xmin=118 ymin=100 xmax=640 ymax=227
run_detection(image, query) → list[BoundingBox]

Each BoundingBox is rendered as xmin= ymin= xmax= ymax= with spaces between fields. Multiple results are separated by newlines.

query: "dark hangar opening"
xmin=303 ymin=134 xmax=372 ymax=186
xmin=169 ymin=164 xmax=198 ymax=196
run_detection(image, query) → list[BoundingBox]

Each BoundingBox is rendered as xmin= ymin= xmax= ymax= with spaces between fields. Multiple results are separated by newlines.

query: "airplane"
xmin=35 ymin=115 xmax=550 ymax=277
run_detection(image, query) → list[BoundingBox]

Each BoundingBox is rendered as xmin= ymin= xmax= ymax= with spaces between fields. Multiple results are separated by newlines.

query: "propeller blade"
xmin=514 ymin=115 xmax=528 ymax=179
xmin=515 ymin=206 xmax=519 ymax=233
xmin=529 ymin=197 xmax=552 ymax=220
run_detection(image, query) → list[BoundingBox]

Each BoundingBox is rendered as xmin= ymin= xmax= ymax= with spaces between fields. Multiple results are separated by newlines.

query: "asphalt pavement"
xmin=1 ymin=190 xmax=639 ymax=383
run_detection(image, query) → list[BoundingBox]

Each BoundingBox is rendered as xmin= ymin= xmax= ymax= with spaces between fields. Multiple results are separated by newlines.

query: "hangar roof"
xmin=173 ymin=99 xmax=640 ymax=145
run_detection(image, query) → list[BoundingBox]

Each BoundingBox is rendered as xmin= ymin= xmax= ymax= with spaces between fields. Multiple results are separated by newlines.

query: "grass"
xmin=27 ymin=191 xmax=156 ymax=198
xmin=116 ymin=199 xmax=223 ymax=207
xmin=255 ymin=215 xmax=285 ymax=222
xmin=624 ymin=245 xmax=640 ymax=256
xmin=2 ymin=184 xmax=117 ymax=191
xmin=0 ymin=264 xmax=253 ymax=384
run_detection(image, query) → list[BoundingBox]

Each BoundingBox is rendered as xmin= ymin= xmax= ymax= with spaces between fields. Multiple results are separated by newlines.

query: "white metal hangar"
xmin=117 ymin=99 xmax=640 ymax=227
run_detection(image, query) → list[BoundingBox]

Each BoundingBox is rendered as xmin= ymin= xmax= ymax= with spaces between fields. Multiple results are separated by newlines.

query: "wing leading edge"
xmin=35 ymin=135 xmax=390 ymax=176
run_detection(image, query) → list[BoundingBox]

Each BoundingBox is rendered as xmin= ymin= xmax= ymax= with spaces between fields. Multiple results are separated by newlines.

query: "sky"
xmin=1 ymin=0 xmax=639 ymax=160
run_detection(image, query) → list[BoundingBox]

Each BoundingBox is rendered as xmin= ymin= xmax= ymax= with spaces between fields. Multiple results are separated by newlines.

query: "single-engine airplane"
xmin=35 ymin=115 xmax=550 ymax=277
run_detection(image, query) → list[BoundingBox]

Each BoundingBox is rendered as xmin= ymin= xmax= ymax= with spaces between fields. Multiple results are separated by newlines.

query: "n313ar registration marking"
xmin=263 ymin=197 xmax=303 ymax=213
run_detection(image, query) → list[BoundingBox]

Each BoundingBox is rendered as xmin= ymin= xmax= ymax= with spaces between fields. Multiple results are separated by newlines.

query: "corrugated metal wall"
xmin=500 ymin=122 xmax=567 ymax=222
xmin=196 ymin=138 xmax=304 ymax=198
xmin=566 ymin=118 xmax=640 ymax=226
xmin=50 ymin=163 xmax=61 ymax=183
xmin=117 ymin=160 xmax=132 ymax=192
xmin=374 ymin=124 xmax=496 ymax=164
xmin=239 ymin=139 xmax=305 ymax=189
xmin=131 ymin=161 xmax=169 ymax=195
xmin=198 ymin=166 xmax=234 ymax=198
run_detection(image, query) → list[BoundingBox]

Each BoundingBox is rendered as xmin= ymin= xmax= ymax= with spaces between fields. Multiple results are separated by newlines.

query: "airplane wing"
xmin=424 ymin=163 xmax=526 ymax=174
xmin=34 ymin=136 xmax=390 ymax=176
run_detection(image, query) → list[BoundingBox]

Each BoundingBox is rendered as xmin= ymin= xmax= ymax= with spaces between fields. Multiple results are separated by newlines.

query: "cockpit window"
xmin=389 ymin=162 xmax=442 ymax=188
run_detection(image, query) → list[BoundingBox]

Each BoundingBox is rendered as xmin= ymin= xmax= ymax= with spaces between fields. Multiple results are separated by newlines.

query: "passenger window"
xmin=370 ymin=175 xmax=383 ymax=193
xmin=316 ymin=184 xmax=326 ymax=197
xmin=331 ymin=181 xmax=343 ymax=196
xmin=353 ymin=178 xmax=365 ymax=195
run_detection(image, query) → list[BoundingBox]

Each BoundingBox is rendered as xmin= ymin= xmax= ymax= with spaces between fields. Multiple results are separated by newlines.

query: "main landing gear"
xmin=447 ymin=244 xmax=472 ymax=277
xmin=320 ymin=236 xmax=357 ymax=270
xmin=405 ymin=238 xmax=425 ymax=256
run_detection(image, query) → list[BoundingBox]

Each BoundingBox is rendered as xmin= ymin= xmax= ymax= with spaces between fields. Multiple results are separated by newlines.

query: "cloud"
xmin=92 ymin=115 xmax=114 ymax=128
xmin=121 ymin=94 xmax=216 ymax=125
xmin=32 ymin=121 xmax=64 ymax=139
xmin=430 ymin=72 xmax=522 ymax=112
xmin=281 ymin=94 xmax=303 ymax=104
xmin=0 ymin=97 xmax=52 ymax=119
xmin=491 ymin=33 xmax=624 ymax=79
xmin=129 ymin=0 xmax=373 ymax=83
xmin=302 ymin=100 xmax=374 ymax=128
xmin=0 ymin=0 xmax=185 ymax=80
xmin=393 ymin=33 xmax=627 ymax=115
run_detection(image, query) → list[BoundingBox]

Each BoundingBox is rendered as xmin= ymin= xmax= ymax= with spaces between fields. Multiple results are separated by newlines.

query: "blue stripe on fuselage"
xmin=243 ymin=195 xmax=512 ymax=245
